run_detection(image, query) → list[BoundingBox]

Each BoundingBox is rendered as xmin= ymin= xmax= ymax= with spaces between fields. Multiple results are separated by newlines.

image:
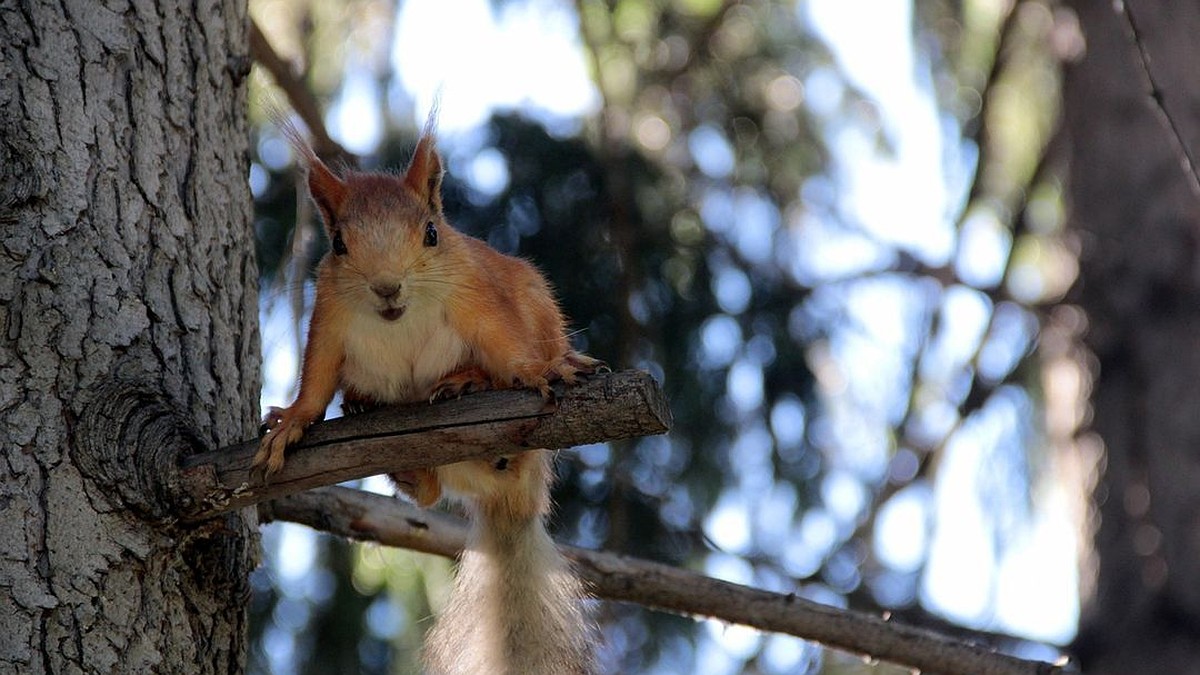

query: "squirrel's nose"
xmin=371 ymin=282 xmax=401 ymax=299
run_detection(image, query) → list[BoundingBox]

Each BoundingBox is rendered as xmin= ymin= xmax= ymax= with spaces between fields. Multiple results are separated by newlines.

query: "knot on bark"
xmin=0 ymin=132 xmax=48 ymax=226
xmin=75 ymin=378 xmax=204 ymax=522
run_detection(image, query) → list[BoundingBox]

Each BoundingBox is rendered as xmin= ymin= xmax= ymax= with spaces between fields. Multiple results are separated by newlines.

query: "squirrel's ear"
xmin=403 ymin=134 xmax=443 ymax=213
xmin=306 ymin=157 xmax=347 ymax=228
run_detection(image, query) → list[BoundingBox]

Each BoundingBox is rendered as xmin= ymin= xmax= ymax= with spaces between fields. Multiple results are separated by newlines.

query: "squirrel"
xmin=254 ymin=110 xmax=600 ymax=674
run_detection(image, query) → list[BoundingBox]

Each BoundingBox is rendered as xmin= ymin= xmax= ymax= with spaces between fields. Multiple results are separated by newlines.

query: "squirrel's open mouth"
xmin=378 ymin=306 xmax=406 ymax=321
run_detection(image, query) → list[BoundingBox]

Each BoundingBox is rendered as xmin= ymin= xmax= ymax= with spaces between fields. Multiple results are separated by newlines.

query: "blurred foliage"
xmin=247 ymin=0 xmax=1071 ymax=673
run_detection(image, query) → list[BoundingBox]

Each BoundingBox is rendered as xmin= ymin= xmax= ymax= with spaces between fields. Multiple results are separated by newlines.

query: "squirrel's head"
xmin=283 ymin=112 xmax=456 ymax=322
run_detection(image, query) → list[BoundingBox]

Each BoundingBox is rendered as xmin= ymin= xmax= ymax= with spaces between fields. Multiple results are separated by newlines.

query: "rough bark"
xmin=1065 ymin=2 xmax=1200 ymax=672
xmin=0 ymin=2 xmax=258 ymax=673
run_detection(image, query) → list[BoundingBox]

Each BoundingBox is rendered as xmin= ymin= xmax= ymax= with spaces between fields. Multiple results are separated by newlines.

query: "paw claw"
xmin=248 ymin=459 xmax=273 ymax=485
xmin=431 ymin=367 xmax=493 ymax=401
xmin=545 ymin=351 xmax=604 ymax=387
xmin=258 ymin=406 xmax=286 ymax=436
xmin=251 ymin=406 xmax=314 ymax=481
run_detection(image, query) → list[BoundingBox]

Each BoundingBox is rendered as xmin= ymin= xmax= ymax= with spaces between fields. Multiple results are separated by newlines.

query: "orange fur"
xmin=252 ymin=129 xmax=599 ymax=477
xmin=254 ymin=111 xmax=601 ymax=673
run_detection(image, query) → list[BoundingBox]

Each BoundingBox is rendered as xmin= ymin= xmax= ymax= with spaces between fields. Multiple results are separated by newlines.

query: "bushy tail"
xmin=423 ymin=450 xmax=595 ymax=675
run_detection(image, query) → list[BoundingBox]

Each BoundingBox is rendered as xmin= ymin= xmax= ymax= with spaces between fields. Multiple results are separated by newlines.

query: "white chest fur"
xmin=340 ymin=301 xmax=470 ymax=403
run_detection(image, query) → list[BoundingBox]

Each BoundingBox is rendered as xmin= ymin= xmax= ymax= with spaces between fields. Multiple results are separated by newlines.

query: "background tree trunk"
xmin=0 ymin=2 xmax=258 ymax=673
xmin=1067 ymin=2 xmax=1200 ymax=672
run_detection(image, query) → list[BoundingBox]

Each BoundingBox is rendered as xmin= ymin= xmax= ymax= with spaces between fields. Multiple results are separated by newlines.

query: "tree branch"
xmin=1119 ymin=0 xmax=1200 ymax=198
xmin=958 ymin=0 xmax=1029 ymax=213
xmin=249 ymin=18 xmax=352 ymax=164
xmin=173 ymin=370 xmax=671 ymax=521
xmin=263 ymin=486 xmax=1069 ymax=675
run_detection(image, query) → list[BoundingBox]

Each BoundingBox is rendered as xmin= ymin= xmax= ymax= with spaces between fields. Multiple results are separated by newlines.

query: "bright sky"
xmin=394 ymin=0 xmax=598 ymax=132
xmin=806 ymin=0 xmax=954 ymax=262
xmin=324 ymin=0 xmax=599 ymax=153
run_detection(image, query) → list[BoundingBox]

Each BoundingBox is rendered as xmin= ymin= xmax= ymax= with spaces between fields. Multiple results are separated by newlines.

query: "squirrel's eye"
xmin=423 ymin=221 xmax=438 ymax=247
xmin=331 ymin=230 xmax=348 ymax=256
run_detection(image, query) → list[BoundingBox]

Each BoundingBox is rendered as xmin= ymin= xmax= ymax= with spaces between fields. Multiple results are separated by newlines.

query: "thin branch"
xmin=263 ymin=486 xmax=1070 ymax=675
xmin=844 ymin=582 xmax=1064 ymax=661
xmin=959 ymin=0 xmax=1030 ymax=213
xmin=173 ymin=370 xmax=671 ymax=521
xmin=1119 ymin=0 xmax=1200 ymax=198
xmin=249 ymin=18 xmax=352 ymax=164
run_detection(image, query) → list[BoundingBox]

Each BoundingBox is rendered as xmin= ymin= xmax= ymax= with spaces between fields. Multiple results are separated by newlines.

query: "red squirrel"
xmin=254 ymin=111 xmax=600 ymax=674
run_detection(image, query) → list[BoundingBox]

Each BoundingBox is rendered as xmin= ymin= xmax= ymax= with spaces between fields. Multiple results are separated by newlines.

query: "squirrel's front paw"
xmin=252 ymin=406 xmax=310 ymax=481
xmin=513 ymin=372 xmax=553 ymax=399
xmin=548 ymin=351 xmax=607 ymax=386
xmin=431 ymin=366 xmax=493 ymax=402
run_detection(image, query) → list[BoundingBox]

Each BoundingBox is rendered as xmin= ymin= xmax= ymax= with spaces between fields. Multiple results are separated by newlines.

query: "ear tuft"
xmin=271 ymin=106 xmax=347 ymax=229
xmin=403 ymin=103 xmax=444 ymax=213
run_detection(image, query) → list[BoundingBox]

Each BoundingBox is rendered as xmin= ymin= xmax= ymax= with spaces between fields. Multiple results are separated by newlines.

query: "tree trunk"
xmin=0 ymin=2 xmax=258 ymax=673
xmin=1066 ymin=2 xmax=1200 ymax=672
